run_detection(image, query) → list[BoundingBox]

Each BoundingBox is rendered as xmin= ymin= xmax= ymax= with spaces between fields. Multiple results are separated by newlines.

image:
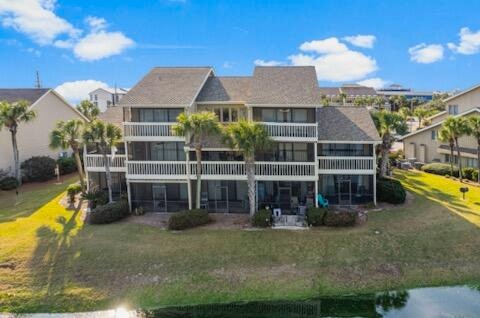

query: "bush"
xmin=388 ymin=150 xmax=404 ymax=167
xmin=413 ymin=162 xmax=424 ymax=170
xmin=0 ymin=176 xmax=17 ymax=190
xmin=167 ymin=209 xmax=211 ymax=230
xmin=377 ymin=177 xmax=406 ymax=204
xmin=57 ymin=156 xmax=77 ymax=175
xmin=251 ymin=209 xmax=272 ymax=228
xmin=323 ymin=210 xmax=356 ymax=227
xmin=82 ymin=189 xmax=108 ymax=209
xmin=421 ymin=162 xmax=459 ymax=177
xmin=66 ymin=183 xmax=82 ymax=204
xmin=461 ymin=167 xmax=479 ymax=182
xmin=306 ymin=207 xmax=326 ymax=226
xmin=473 ymin=169 xmax=479 ymax=183
xmin=88 ymin=200 xmax=129 ymax=224
xmin=21 ymin=156 xmax=56 ymax=182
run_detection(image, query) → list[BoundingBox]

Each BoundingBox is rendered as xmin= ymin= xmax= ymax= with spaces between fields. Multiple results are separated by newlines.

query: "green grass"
xmin=1 ymin=170 xmax=480 ymax=313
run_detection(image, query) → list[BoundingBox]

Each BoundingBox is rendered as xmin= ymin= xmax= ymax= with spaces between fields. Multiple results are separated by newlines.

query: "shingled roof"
xmin=98 ymin=106 xmax=123 ymax=128
xmin=119 ymin=67 xmax=212 ymax=107
xmin=0 ymin=88 xmax=50 ymax=104
xmin=196 ymin=76 xmax=250 ymax=102
xmin=247 ymin=66 xmax=319 ymax=105
xmin=318 ymin=87 xmax=341 ymax=96
xmin=340 ymin=85 xmax=377 ymax=96
xmin=317 ymin=107 xmax=380 ymax=142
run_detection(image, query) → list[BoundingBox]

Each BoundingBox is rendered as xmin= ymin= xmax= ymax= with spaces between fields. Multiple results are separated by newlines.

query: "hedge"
xmin=323 ymin=210 xmax=356 ymax=227
xmin=57 ymin=157 xmax=77 ymax=175
xmin=167 ymin=209 xmax=211 ymax=230
xmin=462 ymin=167 xmax=479 ymax=182
xmin=21 ymin=156 xmax=56 ymax=182
xmin=251 ymin=209 xmax=272 ymax=228
xmin=87 ymin=200 xmax=129 ymax=224
xmin=306 ymin=207 xmax=326 ymax=226
xmin=0 ymin=176 xmax=17 ymax=191
xmin=377 ymin=177 xmax=406 ymax=204
xmin=421 ymin=162 xmax=459 ymax=177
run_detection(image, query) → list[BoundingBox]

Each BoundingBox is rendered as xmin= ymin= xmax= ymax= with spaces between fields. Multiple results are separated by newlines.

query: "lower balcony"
xmin=318 ymin=156 xmax=376 ymax=174
xmin=126 ymin=161 xmax=317 ymax=181
xmin=85 ymin=154 xmax=126 ymax=172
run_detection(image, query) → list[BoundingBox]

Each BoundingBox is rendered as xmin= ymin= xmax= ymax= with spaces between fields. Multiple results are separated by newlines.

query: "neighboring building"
xmin=89 ymin=87 xmax=128 ymax=112
xmin=84 ymin=66 xmax=381 ymax=214
xmin=318 ymin=84 xmax=378 ymax=106
xmin=377 ymin=84 xmax=434 ymax=103
xmin=0 ymin=88 xmax=88 ymax=173
xmin=401 ymin=83 xmax=480 ymax=168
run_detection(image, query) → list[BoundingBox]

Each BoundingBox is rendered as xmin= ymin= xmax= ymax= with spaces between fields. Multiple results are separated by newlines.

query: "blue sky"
xmin=1 ymin=0 xmax=480 ymax=103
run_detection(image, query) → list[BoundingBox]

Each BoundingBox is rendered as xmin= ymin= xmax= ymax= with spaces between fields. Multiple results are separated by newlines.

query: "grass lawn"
xmin=1 ymin=169 xmax=480 ymax=313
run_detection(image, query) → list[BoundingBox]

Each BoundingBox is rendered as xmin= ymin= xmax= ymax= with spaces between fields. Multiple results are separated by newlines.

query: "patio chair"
xmin=317 ymin=194 xmax=329 ymax=208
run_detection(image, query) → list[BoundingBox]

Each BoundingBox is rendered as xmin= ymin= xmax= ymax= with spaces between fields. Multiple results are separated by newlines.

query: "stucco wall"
xmin=0 ymin=91 xmax=84 ymax=173
xmin=447 ymin=86 xmax=480 ymax=114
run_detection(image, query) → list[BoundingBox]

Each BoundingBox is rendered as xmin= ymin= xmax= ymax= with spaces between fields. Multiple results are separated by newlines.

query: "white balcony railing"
xmin=261 ymin=122 xmax=317 ymax=141
xmin=126 ymin=161 xmax=317 ymax=180
xmin=318 ymin=156 xmax=375 ymax=174
xmin=123 ymin=122 xmax=183 ymax=141
xmin=85 ymin=154 xmax=126 ymax=172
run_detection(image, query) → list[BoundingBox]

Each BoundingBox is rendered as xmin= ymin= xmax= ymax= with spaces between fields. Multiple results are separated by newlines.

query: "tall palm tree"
xmin=468 ymin=115 xmax=480 ymax=183
xmin=413 ymin=107 xmax=430 ymax=129
xmin=371 ymin=110 xmax=405 ymax=177
xmin=49 ymin=119 xmax=86 ymax=190
xmin=223 ymin=120 xmax=272 ymax=216
xmin=0 ymin=100 xmax=36 ymax=186
xmin=438 ymin=117 xmax=470 ymax=179
xmin=76 ymin=100 xmax=100 ymax=121
xmin=172 ymin=111 xmax=221 ymax=209
xmin=82 ymin=120 xmax=122 ymax=203
xmin=373 ymin=96 xmax=386 ymax=109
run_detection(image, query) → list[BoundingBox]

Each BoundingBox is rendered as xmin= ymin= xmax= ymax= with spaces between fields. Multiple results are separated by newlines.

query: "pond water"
xmin=139 ymin=285 xmax=480 ymax=318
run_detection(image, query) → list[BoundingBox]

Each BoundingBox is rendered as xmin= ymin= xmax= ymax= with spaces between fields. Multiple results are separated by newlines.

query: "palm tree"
xmin=0 ymin=100 xmax=36 ymax=186
xmin=172 ymin=111 xmax=221 ymax=209
xmin=468 ymin=115 xmax=480 ymax=183
xmin=338 ymin=92 xmax=347 ymax=106
xmin=76 ymin=100 xmax=100 ymax=121
xmin=223 ymin=120 xmax=272 ymax=216
xmin=373 ymin=96 xmax=386 ymax=109
xmin=438 ymin=117 xmax=470 ymax=179
xmin=82 ymin=120 xmax=122 ymax=203
xmin=413 ymin=107 xmax=430 ymax=129
xmin=371 ymin=110 xmax=405 ymax=177
xmin=49 ymin=119 xmax=86 ymax=190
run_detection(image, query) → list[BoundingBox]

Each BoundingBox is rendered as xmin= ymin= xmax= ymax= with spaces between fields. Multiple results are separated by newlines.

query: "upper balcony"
xmin=123 ymin=122 xmax=184 ymax=142
xmin=318 ymin=156 xmax=376 ymax=175
xmin=85 ymin=154 xmax=126 ymax=172
xmin=262 ymin=122 xmax=317 ymax=142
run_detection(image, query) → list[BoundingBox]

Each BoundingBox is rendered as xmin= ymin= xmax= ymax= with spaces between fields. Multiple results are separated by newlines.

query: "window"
xmin=431 ymin=130 xmax=436 ymax=140
xmin=448 ymin=104 xmax=458 ymax=115
xmin=211 ymin=106 xmax=242 ymax=123
xmin=94 ymin=94 xmax=98 ymax=101
xmin=137 ymin=108 xmax=182 ymax=122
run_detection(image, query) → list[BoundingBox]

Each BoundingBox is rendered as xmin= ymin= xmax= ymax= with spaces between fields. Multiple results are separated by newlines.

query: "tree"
xmin=398 ymin=107 xmax=412 ymax=121
xmin=388 ymin=95 xmax=408 ymax=111
xmin=438 ymin=117 xmax=470 ymax=179
xmin=0 ymin=100 xmax=36 ymax=186
xmin=413 ymin=107 xmax=431 ymax=129
xmin=172 ymin=111 xmax=221 ymax=209
xmin=337 ymin=92 xmax=347 ymax=106
xmin=50 ymin=119 xmax=86 ymax=190
xmin=373 ymin=96 xmax=386 ymax=109
xmin=320 ymin=94 xmax=330 ymax=107
xmin=371 ymin=110 xmax=405 ymax=177
xmin=82 ymin=120 xmax=122 ymax=203
xmin=223 ymin=120 xmax=272 ymax=216
xmin=76 ymin=100 xmax=99 ymax=121
xmin=468 ymin=115 xmax=480 ymax=183
xmin=353 ymin=96 xmax=366 ymax=107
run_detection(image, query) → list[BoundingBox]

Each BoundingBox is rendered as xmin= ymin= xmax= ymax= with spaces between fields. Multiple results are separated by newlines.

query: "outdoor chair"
xmin=317 ymin=194 xmax=329 ymax=208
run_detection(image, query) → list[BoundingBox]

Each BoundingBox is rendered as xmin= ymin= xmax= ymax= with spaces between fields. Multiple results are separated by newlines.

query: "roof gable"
xmin=119 ymin=67 xmax=213 ymax=106
xmin=0 ymin=88 xmax=50 ymax=104
xmin=247 ymin=66 xmax=319 ymax=105
xmin=196 ymin=76 xmax=251 ymax=102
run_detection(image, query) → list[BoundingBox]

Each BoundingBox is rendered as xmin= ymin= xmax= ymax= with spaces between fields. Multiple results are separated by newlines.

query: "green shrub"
xmin=167 ymin=209 xmax=211 ymax=230
xmin=0 ymin=176 xmax=17 ymax=191
xmin=82 ymin=189 xmax=108 ymax=209
xmin=88 ymin=200 xmax=129 ymax=224
xmin=473 ymin=169 xmax=479 ymax=183
xmin=323 ymin=210 xmax=356 ymax=227
xmin=377 ymin=177 xmax=406 ymax=204
xmin=57 ymin=156 xmax=77 ymax=175
xmin=306 ymin=207 xmax=326 ymax=226
xmin=462 ymin=167 xmax=479 ymax=181
xmin=388 ymin=149 xmax=404 ymax=166
xmin=251 ymin=209 xmax=272 ymax=228
xmin=421 ymin=162 xmax=459 ymax=177
xmin=21 ymin=156 xmax=56 ymax=182
xmin=66 ymin=183 xmax=82 ymax=204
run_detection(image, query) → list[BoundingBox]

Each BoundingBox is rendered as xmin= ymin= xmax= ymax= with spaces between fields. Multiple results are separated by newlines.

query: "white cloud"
xmin=26 ymin=47 xmax=41 ymax=57
xmin=0 ymin=1 xmax=133 ymax=61
xmin=408 ymin=43 xmax=444 ymax=63
xmin=254 ymin=59 xmax=285 ymax=66
xmin=357 ymin=77 xmax=389 ymax=89
xmin=0 ymin=0 xmax=80 ymax=45
xmin=447 ymin=27 xmax=480 ymax=55
xmin=299 ymin=37 xmax=348 ymax=54
xmin=343 ymin=35 xmax=376 ymax=48
xmin=55 ymin=79 xmax=108 ymax=104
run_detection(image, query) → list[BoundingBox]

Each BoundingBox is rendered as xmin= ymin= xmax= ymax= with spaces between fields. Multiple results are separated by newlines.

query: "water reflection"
xmin=143 ymin=286 xmax=480 ymax=318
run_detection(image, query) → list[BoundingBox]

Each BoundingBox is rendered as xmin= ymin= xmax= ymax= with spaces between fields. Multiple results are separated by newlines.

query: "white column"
xmin=373 ymin=173 xmax=377 ymax=206
xmin=185 ymin=146 xmax=192 ymax=210
xmin=314 ymin=141 xmax=319 ymax=207
xmin=83 ymin=144 xmax=90 ymax=191
xmin=126 ymin=181 xmax=132 ymax=212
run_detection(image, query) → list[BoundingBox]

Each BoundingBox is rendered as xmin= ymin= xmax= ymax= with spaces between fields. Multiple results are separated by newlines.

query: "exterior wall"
xmin=0 ymin=91 xmax=85 ymax=173
xmin=429 ymin=112 xmax=447 ymax=125
xmin=89 ymin=89 xmax=126 ymax=113
xmin=446 ymin=86 xmax=480 ymax=115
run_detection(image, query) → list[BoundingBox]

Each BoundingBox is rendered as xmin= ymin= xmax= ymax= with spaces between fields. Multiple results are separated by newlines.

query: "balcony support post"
xmin=83 ymin=144 xmax=90 ymax=192
xmin=126 ymin=181 xmax=132 ymax=212
xmin=314 ymin=140 xmax=319 ymax=208
xmin=184 ymin=146 xmax=193 ymax=210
